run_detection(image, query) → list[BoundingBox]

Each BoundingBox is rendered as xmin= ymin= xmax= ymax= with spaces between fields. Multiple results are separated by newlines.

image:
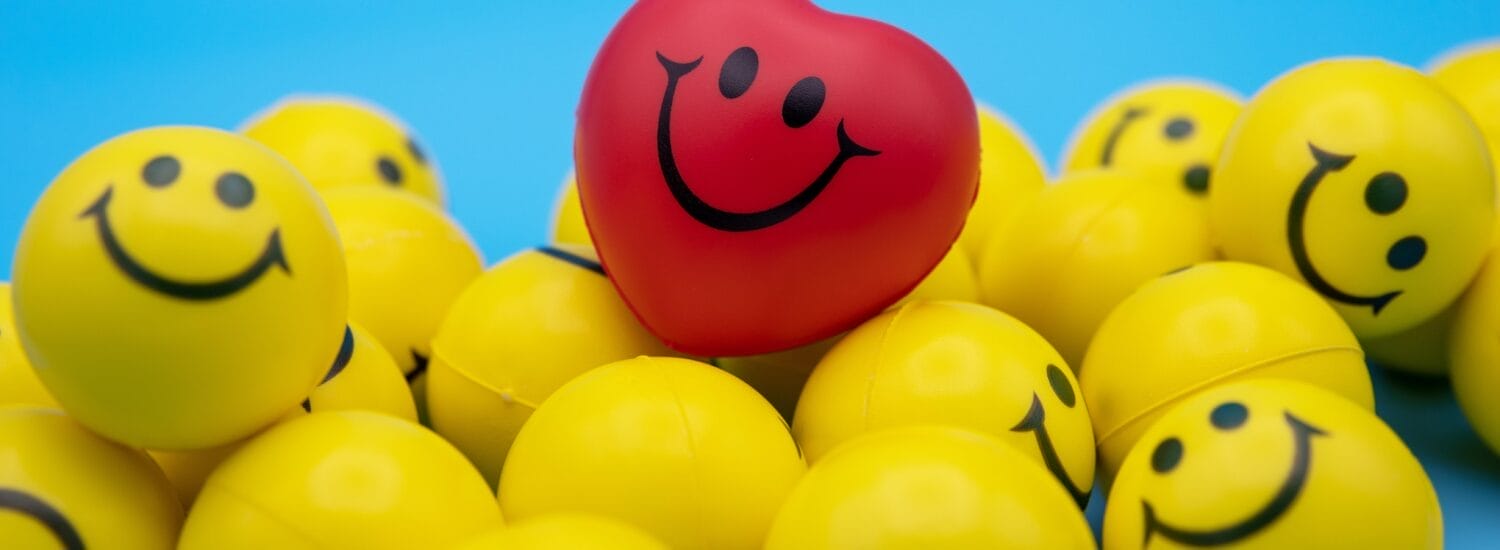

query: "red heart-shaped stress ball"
xmin=576 ymin=0 xmax=979 ymax=356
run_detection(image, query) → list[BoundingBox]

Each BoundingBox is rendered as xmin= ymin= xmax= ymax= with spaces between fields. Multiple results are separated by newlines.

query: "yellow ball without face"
xmin=550 ymin=175 xmax=594 ymax=247
xmin=455 ymin=514 xmax=669 ymax=550
xmin=1449 ymin=250 xmax=1500 ymax=455
xmin=12 ymin=126 xmax=348 ymax=450
xmin=765 ymin=426 xmax=1095 ymax=550
xmin=957 ymin=105 xmax=1048 ymax=261
xmin=980 ymin=170 xmax=1216 ymax=366
xmin=323 ymin=187 xmax=482 ymax=380
xmin=179 ymin=411 xmax=502 ymax=550
xmin=1210 ymin=57 xmax=1496 ymax=338
xmin=1080 ymin=262 xmax=1373 ymax=481
xmin=793 ymin=301 xmax=1095 ymax=506
xmin=1430 ymin=40 xmax=1500 ymax=188
xmin=0 ymin=406 xmax=183 ymax=550
xmin=1063 ymin=79 xmax=1242 ymax=199
xmin=242 ymin=96 xmax=446 ymax=206
xmin=498 ymin=356 xmax=805 ymax=550
xmin=0 ymin=283 xmax=56 ymax=408
xmin=1361 ymin=303 xmax=1455 ymax=377
xmin=428 ymin=245 xmax=674 ymax=485
xmin=1104 ymin=380 xmax=1440 ymax=549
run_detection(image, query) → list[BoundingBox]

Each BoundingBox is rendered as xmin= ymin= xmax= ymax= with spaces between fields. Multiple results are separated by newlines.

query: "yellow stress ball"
xmin=765 ymin=426 xmax=1095 ymax=550
xmin=428 ymin=245 xmax=673 ymax=485
xmin=980 ymin=170 xmax=1215 ymax=366
xmin=551 ymin=175 xmax=593 ymax=247
xmin=12 ymin=126 xmax=347 ymax=450
xmin=498 ymin=356 xmax=804 ymax=550
xmin=1449 ymin=249 xmax=1500 ymax=455
xmin=1210 ymin=58 xmax=1495 ymax=338
xmin=1104 ymin=380 xmax=1440 ymax=549
xmin=1361 ymin=304 xmax=1456 ymax=377
xmin=1431 ymin=40 xmax=1500 ymax=187
xmin=1063 ymin=79 xmax=1242 ymax=199
xmin=242 ymin=96 xmax=446 ymax=206
xmin=0 ymin=283 xmax=55 ymax=407
xmin=0 ymin=406 xmax=183 ymax=550
xmin=794 ymin=301 xmax=1094 ymax=506
xmin=1080 ymin=262 xmax=1373 ymax=481
xmin=179 ymin=411 xmax=502 ymax=550
xmin=957 ymin=105 xmax=1047 ymax=261
xmin=455 ymin=514 xmax=669 ymax=550
xmin=323 ymin=187 xmax=482 ymax=381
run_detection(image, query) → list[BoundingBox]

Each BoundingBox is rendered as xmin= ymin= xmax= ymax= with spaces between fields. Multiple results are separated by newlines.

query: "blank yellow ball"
xmin=455 ymin=514 xmax=669 ymax=550
xmin=957 ymin=105 xmax=1047 ymax=262
xmin=765 ymin=426 xmax=1095 ymax=550
xmin=1080 ymin=262 xmax=1373 ymax=482
xmin=179 ymin=411 xmax=501 ymax=550
xmin=498 ymin=356 xmax=804 ymax=550
xmin=0 ymin=283 xmax=55 ymax=408
xmin=980 ymin=169 xmax=1215 ymax=366
xmin=1430 ymin=40 xmax=1500 ymax=188
xmin=427 ymin=245 xmax=673 ymax=485
xmin=0 ymin=406 xmax=183 ymax=550
xmin=550 ymin=175 xmax=593 ymax=247
xmin=1361 ymin=304 xmax=1455 ymax=377
xmin=1450 ymin=250 xmax=1500 ymax=456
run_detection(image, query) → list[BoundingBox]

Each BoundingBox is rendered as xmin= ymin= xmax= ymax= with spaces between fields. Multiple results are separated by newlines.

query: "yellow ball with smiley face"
xmin=1103 ymin=379 xmax=1440 ymax=549
xmin=12 ymin=126 xmax=348 ymax=450
xmin=1063 ymin=79 xmax=1242 ymax=199
xmin=242 ymin=96 xmax=446 ymax=207
xmin=793 ymin=301 xmax=1095 ymax=507
xmin=1210 ymin=58 xmax=1496 ymax=338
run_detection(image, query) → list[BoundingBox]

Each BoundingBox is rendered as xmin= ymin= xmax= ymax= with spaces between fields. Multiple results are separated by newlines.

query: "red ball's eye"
xmin=782 ymin=77 xmax=825 ymax=128
xmin=719 ymin=46 xmax=758 ymax=99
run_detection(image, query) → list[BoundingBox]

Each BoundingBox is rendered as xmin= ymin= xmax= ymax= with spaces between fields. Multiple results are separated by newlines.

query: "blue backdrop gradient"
xmin=3 ymin=1 xmax=1498 ymax=544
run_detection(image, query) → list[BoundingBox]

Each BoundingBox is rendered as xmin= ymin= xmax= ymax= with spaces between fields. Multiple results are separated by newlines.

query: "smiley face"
xmin=0 ymin=488 xmax=83 ymax=550
xmin=12 ymin=126 xmax=348 ymax=449
xmin=1103 ymin=380 xmax=1441 ymax=550
xmin=1210 ymin=58 xmax=1495 ymax=338
xmin=1010 ymin=363 xmax=1093 ymax=507
xmin=1063 ymin=81 xmax=1241 ymax=197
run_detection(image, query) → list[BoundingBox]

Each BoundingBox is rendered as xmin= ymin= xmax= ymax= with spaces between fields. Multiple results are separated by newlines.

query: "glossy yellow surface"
xmin=793 ymin=301 xmax=1095 ymax=504
xmin=1450 ymin=250 xmax=1500 ymax=456
xmin=0 ymin=406 xmax=183 ymax=550
xmin=765 ymin=426 xmax=1095 ymax=550
xmin=498 ymin=356 xmax=804 ymax=550
xmin=324 ymin=187 xmax=482 ymax=377
xmin=1063 ymin=79 xmax=1241 ymax=200
xmin=1362 ymin=303 xmax=1455 ymax=377
xmin=957 ymin=106 xmax=1048 ymax=262
xmin=1210 ymin=58 xmax=1495 ymax=338
xmin=427 ymin=245 xmax=674 ymax=485
xmin=12 ymin=126 xmax=347 ymax=450
xmin=714 ymin=338 xmax=837 ymax=422
xmin=179 ymin=411 xmax=501 ymax=550
xmin=550 ymin=175 xmax=593 ymax=247
xmin=306 ymin=322 xmax=418 ymax=421
xmin=1080 ymin=262 xmax=1373 ymax=482
xmin=1431 ymin=40 xmax=1500 ymax=188
xmin=242 ymin=96 xmax=446 ymax=206
xmin=980 ymin=170 xmax=1215 ymax=366
xmin=1104 ymin=380 xmax=1440 ymax=549
xmin=894 ymin=245 xmax=980 ymax=308
xmin=0 ymin=283 xmax=55 ymax=407
xmin=454 ymin=514 xmax=669 ymax=550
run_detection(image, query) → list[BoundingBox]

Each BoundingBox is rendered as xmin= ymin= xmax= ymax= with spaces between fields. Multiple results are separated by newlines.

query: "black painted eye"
xmin=215 ymin=172 xmax=255 ymax=209
xmin=782 ymin=77 xmax=825 ymax=128
xmin=1183 ymin=164 xmax=1210 ymax=194
xmin=1388 ymin=236 xmax=1426 ymax=270
xmin=377 ymin=156 xmax=403 ymax=186
xmin=407 ymin=138 xmax=427 ymax=166
xmin=1365 ymin=172 xmax=1407 ymax=215
xmin=142 ymin=155 xmax=180 ymax=188
xmin=1164 ymin=117 xmax=1194 ymax=141
xmin=1045 ymin=364 xmax=1076 ymax=408
xmin=1152 ymin=437 xmax=1183 ymax=473
xmin=1210 ymin=402 xmax=1248 ymax=430
xmin=719 ymin=46 xmax=758 ymax=99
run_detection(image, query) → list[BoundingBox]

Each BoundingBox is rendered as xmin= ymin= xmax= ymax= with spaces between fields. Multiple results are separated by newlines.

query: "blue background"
xmin=3 ymin=0 xmax=1499 ymax=545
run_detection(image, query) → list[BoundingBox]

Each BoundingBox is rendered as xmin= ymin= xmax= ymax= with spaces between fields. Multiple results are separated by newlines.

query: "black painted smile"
xmin=81 ymin=186 xmax=290 ymax=301
xmin=0 ymin=488 xmax=84 ymax=550
xmin=1142 ymin=411 xmax=1325 ymax=547
xmin=1100 ymin=106 xmax=1148 ymax=166
xmin=656 ymin=52 xmax=879 ymax=232
xmin=1287 ymin=143 xmax=1402 ymax=314
xmin=1011 ymin=393 xmax=1092 ymax=507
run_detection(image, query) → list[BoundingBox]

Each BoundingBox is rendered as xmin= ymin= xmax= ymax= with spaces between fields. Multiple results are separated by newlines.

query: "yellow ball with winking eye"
xmin=242 ymin=96 xmax=447 ymax=206
xmin=1210 ymin=57 xmax=1495 ymax=339
xmin=1104 ymin=379 xmax=1440 ymax=549
xmin=12 ymin=126 xmax=348 ymax=450
xmin=1062 ymin=79 xmax=1242 ymax=199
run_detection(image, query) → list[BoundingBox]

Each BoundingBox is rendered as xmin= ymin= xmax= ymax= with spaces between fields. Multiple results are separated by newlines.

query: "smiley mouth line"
xmin=0 ymin=488 xmax=84 ymax=550
xmin=80 ymin=186 xmax=290 ymax=301
xmin=1287 ymin=143 xmax=1402 ymax=314
xmin=1142 ymin=411 xmax=1325 ymax=547
xmin=1100 ymin=106 xmax=1148 ymax=166
xmin=303 ymin=326 xmax=356 ymax=411
xmin=1011 ymin=393 xmax=1092 ymax=508
xmin=656 ymin=52 xmax=879 ymax=232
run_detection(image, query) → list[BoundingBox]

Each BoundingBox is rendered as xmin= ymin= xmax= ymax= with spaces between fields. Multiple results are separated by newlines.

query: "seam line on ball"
xmin=656 ymin=356 xmax=710 ymax=548
xmin=1094 ymin=344 xmax=1363 ymax=446
xmin=863 ymin=302 xmax=914 ymax=430
xmin=427 ymin=346 xmax=541 ymax=410
xmin=1041 ymin=182 xmax=1142 ymax=311
xmin=206 ymin=480 xmax=330 ymax=547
